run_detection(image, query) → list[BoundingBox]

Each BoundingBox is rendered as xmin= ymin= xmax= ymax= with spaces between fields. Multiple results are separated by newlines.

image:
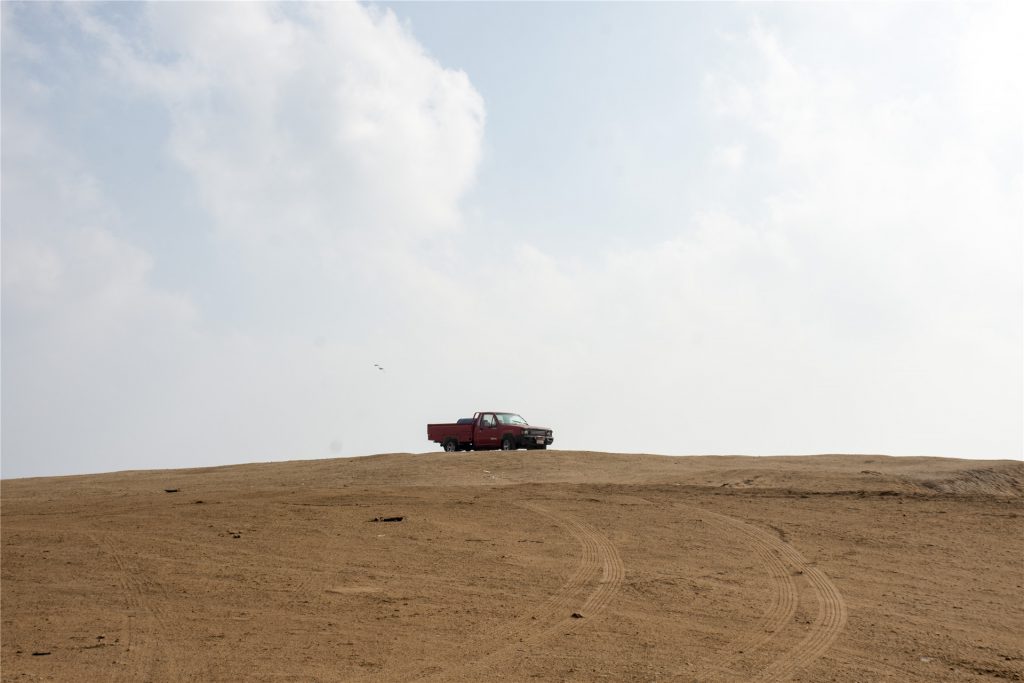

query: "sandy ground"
xmin=2 ymin=451 xmax=1022 ymax=682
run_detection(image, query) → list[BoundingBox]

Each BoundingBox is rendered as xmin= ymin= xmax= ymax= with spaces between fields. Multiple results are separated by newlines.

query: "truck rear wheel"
xmin=500 ymin=436 xmax=516 ymax=451
xmin=443 ymin=439 xmax=458 ymax=452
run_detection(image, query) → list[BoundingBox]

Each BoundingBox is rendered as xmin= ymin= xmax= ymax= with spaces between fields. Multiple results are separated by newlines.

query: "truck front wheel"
xmin=443 ymin=439 xmax=459 ymax=452
xmin=500 ymin=436 xmax=516 ymax=451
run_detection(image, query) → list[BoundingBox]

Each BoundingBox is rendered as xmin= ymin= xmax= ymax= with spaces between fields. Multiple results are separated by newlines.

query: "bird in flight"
xmin=373 ymin=363 xmax=385 ymax=372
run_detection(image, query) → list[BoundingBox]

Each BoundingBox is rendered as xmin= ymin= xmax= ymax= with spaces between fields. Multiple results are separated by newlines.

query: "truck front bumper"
xmin=522 ymin=432 xmax=554 ymax=447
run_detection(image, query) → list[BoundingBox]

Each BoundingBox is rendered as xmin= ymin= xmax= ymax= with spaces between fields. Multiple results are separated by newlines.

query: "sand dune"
xmin=2 ymin=452 xmax=1022 ymax=681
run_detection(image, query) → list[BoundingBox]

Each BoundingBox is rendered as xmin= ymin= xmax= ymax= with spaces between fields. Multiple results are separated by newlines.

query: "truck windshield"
xmin=496 ymin=413 xmax=528 ymax=426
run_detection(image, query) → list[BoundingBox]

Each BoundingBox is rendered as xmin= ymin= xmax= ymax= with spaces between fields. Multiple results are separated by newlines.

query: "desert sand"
xmin=2 ymin=451 xmax=1022 ymax=682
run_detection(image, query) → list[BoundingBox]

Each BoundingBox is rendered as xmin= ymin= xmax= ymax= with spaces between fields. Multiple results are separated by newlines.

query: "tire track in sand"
xmin=726 ymin=544 xmax=799 ymax=659
xmin=684 ymin=505 xmax=847 ymax=682
xmin=415 ymin=502 xmax=625 ymax=681
xmin=360 ymin=502 xmax=623 ymax=682
xmin=88 ymin=532 xmax=194 ymax=682
xmin=688 ymin=509 xmax=799 ymax=661
xmin=528 ymin=502 xmax=625 ymax=628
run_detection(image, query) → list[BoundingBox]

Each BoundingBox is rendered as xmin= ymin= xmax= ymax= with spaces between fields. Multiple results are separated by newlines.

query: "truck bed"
xmin=426 ymin=422 xmax=474 ymax=445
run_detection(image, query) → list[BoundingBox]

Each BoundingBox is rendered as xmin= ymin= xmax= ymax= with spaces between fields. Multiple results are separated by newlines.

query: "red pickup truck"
xmin=427 ymin=412 xmax=554 ymax=452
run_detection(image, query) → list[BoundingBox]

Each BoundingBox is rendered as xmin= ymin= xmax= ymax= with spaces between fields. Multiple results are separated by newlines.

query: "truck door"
xmin=477 ymin=413 xmax=499 ymax=448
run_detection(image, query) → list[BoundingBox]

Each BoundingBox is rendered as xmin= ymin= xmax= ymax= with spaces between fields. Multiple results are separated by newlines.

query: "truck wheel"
xmin=500 ymin=436 xmax=516 ymax=451
xmin=443 ymin=439 xmax=458 ymax=452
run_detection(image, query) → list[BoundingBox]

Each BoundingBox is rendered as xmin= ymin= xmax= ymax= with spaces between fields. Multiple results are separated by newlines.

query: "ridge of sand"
xmin=3 ymin=452 xmax=1022 ymax=682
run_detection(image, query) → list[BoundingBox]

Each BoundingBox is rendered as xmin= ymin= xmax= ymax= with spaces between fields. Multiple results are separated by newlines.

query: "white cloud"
xmin=79 ymin=2 xmax=484 ymax=249
xmin=712 ymin=143 xmax=746 ymax=171
xmin=2 ymin=241 xmax=62 ymax=305
xmin=954 ymin=2 xmax=1024 ymax=150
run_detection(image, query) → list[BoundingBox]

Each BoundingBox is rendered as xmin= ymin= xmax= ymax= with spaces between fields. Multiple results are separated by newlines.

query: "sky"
xmin=2 ymin=2 xmax=1021 ymax=479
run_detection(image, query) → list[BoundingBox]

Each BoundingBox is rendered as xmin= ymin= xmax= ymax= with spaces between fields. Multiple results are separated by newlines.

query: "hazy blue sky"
xmin=2 ymin=2 xmax=1021 ymax=478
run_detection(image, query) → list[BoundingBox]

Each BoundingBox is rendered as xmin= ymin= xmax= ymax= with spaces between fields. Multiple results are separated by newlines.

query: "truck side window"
xmin=481 ymin=415 xmax=495 ymax=428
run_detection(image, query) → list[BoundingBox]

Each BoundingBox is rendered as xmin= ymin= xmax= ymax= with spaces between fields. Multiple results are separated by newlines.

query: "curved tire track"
xmin=725 ymin=544 xmax=798 ymax=659
xmin=683 ymin=505 xmax=848 ymax=682
xmin=350 ymin=501 xmax=596 ymax=683
xmin=402 ymin=502 xmax=624 ymax=682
